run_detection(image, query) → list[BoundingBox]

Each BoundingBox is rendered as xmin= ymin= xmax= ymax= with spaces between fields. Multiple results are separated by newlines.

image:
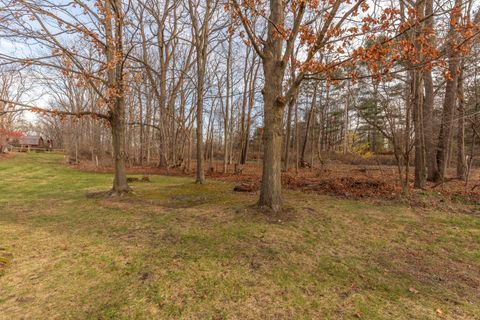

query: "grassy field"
xmin=0 ymin=153 xmax=479 ymax=319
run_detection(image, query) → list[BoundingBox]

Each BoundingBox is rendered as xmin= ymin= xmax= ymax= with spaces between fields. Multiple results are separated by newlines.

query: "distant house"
xmin=1 ymin=133 xmax=54 ymax=152
xmin=19 ymin=136 xmax=45 ymax=149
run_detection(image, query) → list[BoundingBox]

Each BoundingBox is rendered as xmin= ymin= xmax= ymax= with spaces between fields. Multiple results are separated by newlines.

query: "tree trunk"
xmin=435 ymin=0 xmax=461 ymax=182
xmin=258 ymin=59 xmax=285 ymax=211
xmin=371 ymin=83 xmax=379 ymax=153
xmin=423 ymin=0 xmax=438 ymax=181
xmin=436 ymin=65 xmax=459 ymax=182
xmin=301 ymin=88 xmax=316 ymax=164
xmin=295 ymin=98 xmax=300 ymax=173
xmin=188 ymin=0 xmax=212 ymax=184
xmin=404 ymin=82 xmax=411 ymax=196
xmin=456 ymin=65 xmax=467 ymax=180
xmin=424 ymin=71 xmax=437 ymax=180
xmin=240 ymin=88 xmax=254 ymax=165
xmin=110 ymin=105 xmax=130 ymax=194
xmin=343 ymin=82 xmax=350 ymax=154
xmin=240 ymin=57 xmax=258 ymax=165
xmin=106 ymin=0 xmax=130 ymax=195
xmin=283 ymin=95 xmax=295 ymax=171
xmin=195 ymin=90 xmax=206 ymax=183
xmin=223 ymin=33 xmax=233 ymax=173
xmin=412 ymin=69 xmax=426 ymax=188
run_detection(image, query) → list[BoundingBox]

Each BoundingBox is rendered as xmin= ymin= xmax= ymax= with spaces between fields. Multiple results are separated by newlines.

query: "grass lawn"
xmin=0 ymin=153 xmax=479 ymax=319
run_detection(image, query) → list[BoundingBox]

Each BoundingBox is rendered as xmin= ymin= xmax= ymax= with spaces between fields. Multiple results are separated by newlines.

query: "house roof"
xmin=20 ymin=136 xmax=43 ymax=145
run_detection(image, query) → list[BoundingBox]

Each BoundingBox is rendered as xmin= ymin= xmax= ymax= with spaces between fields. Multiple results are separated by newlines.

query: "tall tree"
xmin=423 ymin=0 xmax=438 ymax=181
xmin=0 ymin=0 xmax=132 ymax=194
xmin=436 ymin=0 xmax=463 ymax=182
xmin=230 ymin=0 xmax=369 ymax=211
xmin=457 ymin=64 xmax=467 ymax=180
xmin=188 ymin=0 xmax=219 ymax=183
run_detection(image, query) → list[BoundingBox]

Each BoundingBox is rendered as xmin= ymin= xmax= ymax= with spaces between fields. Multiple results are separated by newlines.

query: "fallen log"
xmin=233 ymin=183 xmax=257 ymax=192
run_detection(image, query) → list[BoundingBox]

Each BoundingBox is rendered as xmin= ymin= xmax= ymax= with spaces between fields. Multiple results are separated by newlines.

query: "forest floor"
xmin=1 ymin=153 xmax=480 ymax=319
xmin=77 ymin=157 xmax=480 ymax=212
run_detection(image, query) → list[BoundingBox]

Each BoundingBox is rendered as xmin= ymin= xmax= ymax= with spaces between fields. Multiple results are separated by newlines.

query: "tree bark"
xmin=188 ymin=0 xmax=214 ymax=184
xmin=343 ymin=82 xmax=350 ymax=154
xmin=258 ymin=58 xmax=285 ymax=211
xmin=456 ymin=64 xmax=467 ymax=180
xmin=435 ymin=0 xmax=461 ymax=182
xmin=110 ymin=104 xmax=130 ymax=194
xmin=301 ymin=87 xmax=316 ymax=165
xmin=223 ymin=33 xmax=233 ymax=173
xmin=240 ymin=56 xmax=258 ymax=165
xmin=283 ymin=95 xmax=296 ymax=171
xmin=106 ymin=0 xmax=130 ymax=194
xmin=411 ymin=0 xmax=426 ymax=189
xmin=195 ymin=89 xmax=206 ymax=183
xmin=423 ymin=0 xmax=438 ymax=181
xmin=436 ymin=76 xmax=458 ymax=182
xmin=412 ymin=69 xmax=426 ymax=188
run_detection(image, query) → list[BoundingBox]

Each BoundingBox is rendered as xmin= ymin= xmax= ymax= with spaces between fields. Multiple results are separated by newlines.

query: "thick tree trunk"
xmin=436 ymin=60 xmax=459 ymax=182
xmin=110 ymin=103 xmax=130 ymax=194
xmin=411 ymin=0 xmax=426 ymax=190
xmin=435 ymin=0 xmax=461 ymax=182
xmin=105 ymin=0 xmax=130 ymax=195
xmin=258 ymin=60 xmax=285 ymax=211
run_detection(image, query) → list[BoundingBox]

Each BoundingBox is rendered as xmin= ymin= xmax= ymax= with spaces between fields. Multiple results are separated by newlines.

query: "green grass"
xmin=0 ymin=153 xmax=479 ymax=319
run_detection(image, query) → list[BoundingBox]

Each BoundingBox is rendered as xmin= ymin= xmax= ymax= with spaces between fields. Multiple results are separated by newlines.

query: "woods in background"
xmin=1 ymin=0 xmax=480 ymax=211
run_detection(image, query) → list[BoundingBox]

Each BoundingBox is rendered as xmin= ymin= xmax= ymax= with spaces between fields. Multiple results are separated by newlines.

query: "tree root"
xmin=86 ymin=188 xmax=132 ymax=198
